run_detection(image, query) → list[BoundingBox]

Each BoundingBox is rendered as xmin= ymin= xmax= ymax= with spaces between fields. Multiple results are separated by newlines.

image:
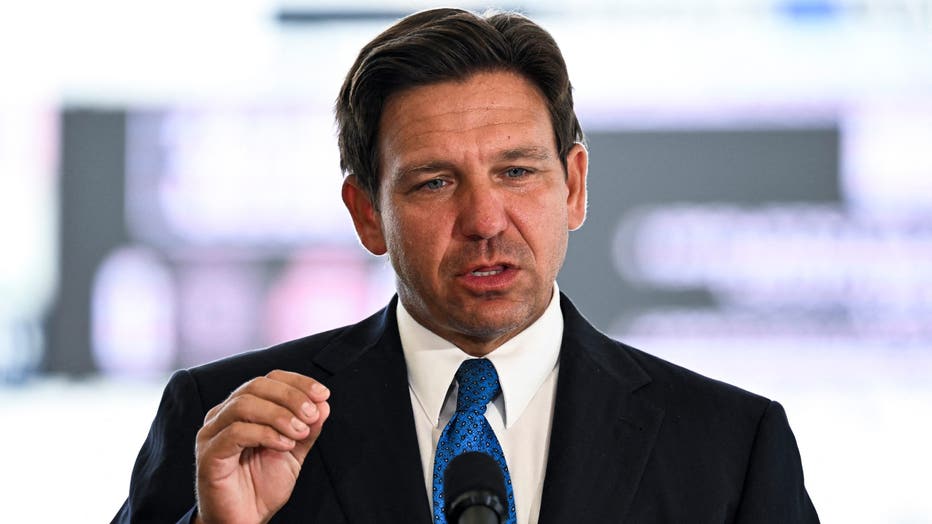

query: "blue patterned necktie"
xmin=432 ymin=358 xmax=516 ymax=524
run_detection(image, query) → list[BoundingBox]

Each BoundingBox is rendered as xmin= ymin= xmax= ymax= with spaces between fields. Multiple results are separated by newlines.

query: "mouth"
xmin=469 ymin=265 xmax=508 ymax=277
xmin=457 ymin=262 xmax=519 ymax=293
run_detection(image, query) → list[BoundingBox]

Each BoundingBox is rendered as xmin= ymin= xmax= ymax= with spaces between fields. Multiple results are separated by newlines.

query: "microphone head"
xmin=443 ymin=451 xmax=507 ymax=522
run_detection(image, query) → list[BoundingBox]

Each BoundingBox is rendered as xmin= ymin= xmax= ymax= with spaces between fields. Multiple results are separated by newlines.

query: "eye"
xmin=504 ymin=167 xmax=529 ymax=178
xmin=420 ymin=178 xmax=447 ymax=191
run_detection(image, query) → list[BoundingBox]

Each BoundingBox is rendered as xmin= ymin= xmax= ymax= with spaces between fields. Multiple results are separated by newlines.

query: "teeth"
xmin=471 ymin=269 xmax=503 ymax=277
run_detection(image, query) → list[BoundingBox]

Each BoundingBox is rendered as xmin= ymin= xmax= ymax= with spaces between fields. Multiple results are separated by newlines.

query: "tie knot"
xmin=454 ymin=359 xmax=501 ymax=414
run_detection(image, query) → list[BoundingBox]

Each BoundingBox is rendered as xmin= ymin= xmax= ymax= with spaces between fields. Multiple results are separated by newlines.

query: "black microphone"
xmin=443 ymin=451 xmax=508 ymax=524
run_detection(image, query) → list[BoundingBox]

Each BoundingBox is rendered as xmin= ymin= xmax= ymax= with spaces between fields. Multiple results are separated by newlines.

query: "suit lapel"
xmin=310 ymin=299 xmax=433 ymax=523
xmin=300 ymin=294 xmax=662 ymax=522
xmin=538 ymin=296 xmax=665 ymax=523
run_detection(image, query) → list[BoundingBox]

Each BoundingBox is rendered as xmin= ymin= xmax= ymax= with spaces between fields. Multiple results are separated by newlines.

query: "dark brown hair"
xmin=335 ymin=8 xmax=584 ymax=202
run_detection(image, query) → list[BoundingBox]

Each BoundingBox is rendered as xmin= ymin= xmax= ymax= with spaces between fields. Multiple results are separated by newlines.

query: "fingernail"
xmin=291 ymin=417 xmax=309 ymax=432
xmin=312 ymin=383 xmax=329 ymax=395
xmin=301 ymin=402 xmax=317 ymax=419
xmin=280 ymin=434 xmax=294 ymax=445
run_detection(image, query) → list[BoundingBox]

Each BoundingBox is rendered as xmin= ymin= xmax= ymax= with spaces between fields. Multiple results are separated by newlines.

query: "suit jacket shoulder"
xmin=113 ymin=299 xmax=433 ymax=524
xmin=539 ymin=294 xmax=818 ymax=523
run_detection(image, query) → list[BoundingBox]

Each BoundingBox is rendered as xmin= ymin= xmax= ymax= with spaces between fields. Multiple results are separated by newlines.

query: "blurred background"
xmin=2 ymin=0 xmax=931 ymax=521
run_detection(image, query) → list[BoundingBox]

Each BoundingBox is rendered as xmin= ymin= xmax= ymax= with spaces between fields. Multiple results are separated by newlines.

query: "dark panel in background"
xmin=560 ymin=128 xmax=840 ymax=330
xmin=44 ymin=110 xmax=129 ymax=375
xmin=41 ymin=119 xmax=840 ymax=375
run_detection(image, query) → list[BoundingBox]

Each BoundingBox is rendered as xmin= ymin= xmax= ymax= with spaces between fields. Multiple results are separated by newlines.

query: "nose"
xmin=456 ymin=180 xmax=508 ymax=241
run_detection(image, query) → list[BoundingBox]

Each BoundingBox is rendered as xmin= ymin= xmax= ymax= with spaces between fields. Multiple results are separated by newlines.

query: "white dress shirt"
xmin=398 ymin=283 xmax=563 ymax=524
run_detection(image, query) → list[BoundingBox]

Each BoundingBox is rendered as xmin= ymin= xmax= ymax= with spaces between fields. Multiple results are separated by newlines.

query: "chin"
xmin=451 ymin=305 xmax=532 ymax=339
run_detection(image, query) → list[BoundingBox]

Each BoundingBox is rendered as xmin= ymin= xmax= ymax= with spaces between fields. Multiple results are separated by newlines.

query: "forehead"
xmin=377 ymin=71 xmax=555 ymax=172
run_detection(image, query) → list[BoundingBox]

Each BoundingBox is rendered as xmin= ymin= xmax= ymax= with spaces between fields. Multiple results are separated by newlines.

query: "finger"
xmin=204 ymin=402 xmax=224 ymax=425
xmin=292 ymin=400 xmax=331 ymax=465
xmin=265 ymin=370 xmax=331 ymax=402
xmin=237 ymin=376 xmax=324 ymax=424
xmin=229 ymin=373 xmax=328 ymax=423
xmin=200 ymin=394 xmax=312 ymax=443
xmin=209 ymin=374 xmax=324 ymax=427
xmin=200 ymin=372 xmax=330 ymax=440
xmin=199 ymin=420 xmax=298 ymax=463
xmin=309 ymin=399 xmax=330 ymax=437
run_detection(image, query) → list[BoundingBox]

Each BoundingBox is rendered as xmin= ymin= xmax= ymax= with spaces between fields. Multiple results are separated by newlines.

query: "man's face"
xmin=343 ymin=71 xmax=587 ymax=355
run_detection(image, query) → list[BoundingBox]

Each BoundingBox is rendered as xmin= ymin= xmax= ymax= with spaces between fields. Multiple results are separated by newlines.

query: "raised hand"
xmin=193 ymin=370 xmax=331 ymax=524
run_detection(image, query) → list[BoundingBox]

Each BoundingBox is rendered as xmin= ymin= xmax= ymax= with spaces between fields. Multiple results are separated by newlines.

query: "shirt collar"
xmin=398 ymin=283 xmax=563 ymax=429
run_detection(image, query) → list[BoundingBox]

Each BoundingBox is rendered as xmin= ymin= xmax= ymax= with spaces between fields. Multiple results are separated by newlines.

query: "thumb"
xmin=292 ymin=401 xmax=330 ymax=464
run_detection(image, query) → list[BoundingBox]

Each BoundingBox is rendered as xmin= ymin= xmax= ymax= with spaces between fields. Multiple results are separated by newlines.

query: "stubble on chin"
xmin=396 ymin=268 xmax=542 ymax=351
xmin=393 ymin=235 xmax=556 ymax=349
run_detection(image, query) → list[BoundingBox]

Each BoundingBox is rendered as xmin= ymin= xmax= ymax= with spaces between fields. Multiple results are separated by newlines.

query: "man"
xmin=114 ymin=8 xmax=818 ymax=524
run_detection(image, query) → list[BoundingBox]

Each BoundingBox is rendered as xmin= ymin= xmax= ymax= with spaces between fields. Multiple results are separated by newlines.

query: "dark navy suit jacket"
xmin=114 ymin=294 xmax=818 ymax=523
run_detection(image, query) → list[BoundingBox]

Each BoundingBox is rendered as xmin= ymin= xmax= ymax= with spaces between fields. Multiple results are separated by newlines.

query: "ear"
xmin=565 ymin=142 xmax=588 ymax=231
xmin=342 ymin=176 xmax=387 ymax=255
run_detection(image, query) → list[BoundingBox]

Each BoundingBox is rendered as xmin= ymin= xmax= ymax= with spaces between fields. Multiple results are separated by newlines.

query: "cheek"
xmin=537 ymin=211 xmax=571 ymax=273
xmin=384 ymin=210 xmax=445 ymax=270
xmin=538 ymin=215 xmax=568 ymax=252
xmin=520 ymin=194 xmax=569 ymax=248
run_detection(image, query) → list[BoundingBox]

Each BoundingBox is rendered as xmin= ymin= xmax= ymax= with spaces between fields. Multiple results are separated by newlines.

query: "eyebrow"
xmin=496 ymin=146 xmax=553 ymax=162
xmin=397 ymin=161 xmax=457 ymax=180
